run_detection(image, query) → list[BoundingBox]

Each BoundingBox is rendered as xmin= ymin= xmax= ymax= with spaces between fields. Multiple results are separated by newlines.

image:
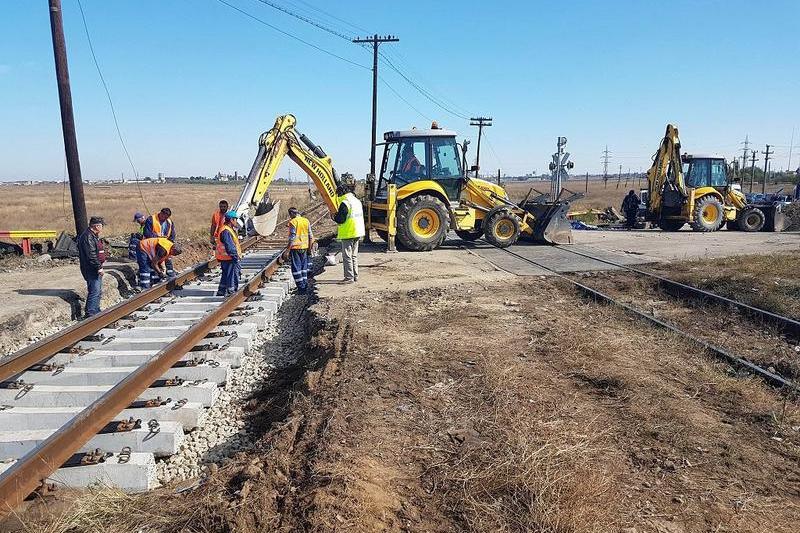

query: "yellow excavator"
xmin=645 ymin=124 xmax=760 ymax=231
xmin=235 ymin=114 xmax=574 ymax=249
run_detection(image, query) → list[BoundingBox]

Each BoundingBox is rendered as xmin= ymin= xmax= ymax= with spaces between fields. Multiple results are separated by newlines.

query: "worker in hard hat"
xmin=333 ymin=175 xmax=365 ymax=283
xmin=137 ymin=237 xmax=182 ymax=290
xmin=215 ymin=210 xmax=242 ymax=296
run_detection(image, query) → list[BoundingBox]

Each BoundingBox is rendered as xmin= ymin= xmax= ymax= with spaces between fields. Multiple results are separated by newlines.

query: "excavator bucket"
xmin=522 ymin=201 xmax=574 ymax=245
xmin=251 ymin=199 xmax=281 ymax=236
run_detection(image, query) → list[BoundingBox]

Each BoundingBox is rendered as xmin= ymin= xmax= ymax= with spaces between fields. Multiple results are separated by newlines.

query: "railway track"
xmin=470 ymin=241 xmax=798 ymax=390
xmin=0 ymin=207 xmax=329 ymax=514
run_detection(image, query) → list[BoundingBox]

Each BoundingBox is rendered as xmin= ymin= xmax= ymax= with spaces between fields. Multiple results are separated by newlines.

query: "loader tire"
xmin=396 ymin=194 xmax=450 ymax=251
xmin=455 ymin=229 xmax=483 ymax=241
xmin=484 ymin=210 xmax=521 ymax=248
xmin=737 ymin=207 xmax=765 ymax=232
xmin=658 ymin=219 xmax=685 ymax=232
xmin=690 ymin=195 xmax=725 ymax=232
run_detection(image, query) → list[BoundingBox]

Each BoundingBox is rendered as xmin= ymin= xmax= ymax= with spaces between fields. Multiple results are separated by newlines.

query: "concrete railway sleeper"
xmin=0 ymin=209 xmax=329 ymax=515
xmin=483 ymin=243 xmax=797 ymax=391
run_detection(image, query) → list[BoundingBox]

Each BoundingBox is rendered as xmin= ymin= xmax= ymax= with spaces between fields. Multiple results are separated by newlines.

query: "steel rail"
xmin=0 ymin=235 xmax=260 ymax=383
xmin=0 ymin=244 xmax=283 ymax=512
xmin=554 ymin=245 xmax=800 ymax=339
xmin=482 ymin=243 xmax=795 ymax=390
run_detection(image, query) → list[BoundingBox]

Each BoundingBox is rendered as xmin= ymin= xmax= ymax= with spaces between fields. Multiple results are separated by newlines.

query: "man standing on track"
xmin=144 ymin=208 xmax=177 ymax=278
xmin=333 ymin=176 xmax=365 ymax=283
xmin=210 ymin=199 xmax=229 ymax=247
xmin=216 ymin=210 xmax=242 ymax=296
xmin=77 ymin=216 xmax=107 ymax=318
xmin=287 ymin=207 xmax=313 ymax=294
xmin=137 ymin=237 xmax=182 ymax=290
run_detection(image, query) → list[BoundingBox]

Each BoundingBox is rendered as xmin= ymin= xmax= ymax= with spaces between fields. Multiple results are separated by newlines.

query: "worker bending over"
xmin=210 ymin=199 xmax=229 ymax=247
xmin=144 ymin=208 xmax=177 ymax=277
xmin=333 ymin=176 xmax=365 ymax=283
xmin=287 ymin=207 xmax=313 ymax=294
xmin=216 ymin=210 xmax=242 ymax=296
xmin=137 ymin=237 xmax=182 ymax=290
xmin=621 ymin=190 xmax=640 ymax=230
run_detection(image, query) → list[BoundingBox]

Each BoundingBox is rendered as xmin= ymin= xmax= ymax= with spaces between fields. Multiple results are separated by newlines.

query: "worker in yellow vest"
xmin=143 ymin=207 xmax=177 ymax=278
xmin=332 ymin=177 xmax=365 ymax=283
xmin=137 ymin=237 xmax=182 ymax=290
xmin=215 ymin=210 xmax=242 ymax=296
xmin=287 ymin=207 xmax=314 ymax=294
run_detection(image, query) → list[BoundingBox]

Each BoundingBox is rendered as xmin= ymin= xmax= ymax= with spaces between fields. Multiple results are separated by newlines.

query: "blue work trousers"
xmin=290 ymin=249 xmax=309 ymax=293
xmin=136 ymin=249 xmax=152 ymax=289
xmin=217 ymin=260 xmax=241 ymax=296
xmin=85 ymin=275 xmax=102 ymax=317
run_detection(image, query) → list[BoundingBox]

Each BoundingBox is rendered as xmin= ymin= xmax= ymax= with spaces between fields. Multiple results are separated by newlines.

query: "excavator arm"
xmin=235 ymin=114 xmax=340 ymax=235
xmin=646 ymin=124 xmax=687 ymax=220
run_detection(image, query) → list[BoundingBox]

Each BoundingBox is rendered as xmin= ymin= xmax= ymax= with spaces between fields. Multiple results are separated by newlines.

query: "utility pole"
xmin=49 ymin=0 xmax=87 ymax=235
xmin=469 ymin=117 xmax=492 ymax=178
xmin=496 ymin=168 xmax=501 ymax=186
xmin=749 ymin=150 xmax=758 ymax=194
xmin=761 ymin=144 xmax=773 ymax=194
xmin=601 ymin=145 xmax=611 ymax=188
xmin=585 ymin=171 xmax=589 ymax=193
xmin=352 ymin=34 xmax=398 ymax=181
xmin=740 ymin=134 xmax=750 ymax=174
xmin=787 ymin=126 xmax=796 ymax=172
xmin=616 ymin=164 xmax=622 ymax=189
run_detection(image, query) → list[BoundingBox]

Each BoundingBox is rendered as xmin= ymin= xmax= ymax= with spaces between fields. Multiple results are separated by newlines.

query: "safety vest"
xmin=289 ymin=216 xmax=310 ymax=250
xmin=139 ymin=237 xmax=173 ymax=262
xmin=215 ymin=226 xmax=241 ymax=261
xmin=149 ymin=214 xmax=174 ymax=240
xmin=211 ymin=210 xmax=225 ymax=237
xmin=337 ymin=193 xmax=365 ymax=239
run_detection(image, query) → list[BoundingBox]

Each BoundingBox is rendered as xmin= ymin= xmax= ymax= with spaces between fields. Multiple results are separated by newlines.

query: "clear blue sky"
xmin=1 ymin=0 xmax=798 ymax=181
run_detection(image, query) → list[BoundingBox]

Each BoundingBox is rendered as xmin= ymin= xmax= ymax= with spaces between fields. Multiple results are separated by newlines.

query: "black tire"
xmin=738 ymin=207 xmax=766 ymax=232
xmin=395 ymin=194 xmax=450 ymax=251
xmin=690 ymin=195 xmax=725 ymax=232
xmin=455 ymin=229 xmax=483 ymax=241
xmin=484 ymin=210 xmax=521 ymax=248
xmin=659 ymin=219 xmax=685 ymax=231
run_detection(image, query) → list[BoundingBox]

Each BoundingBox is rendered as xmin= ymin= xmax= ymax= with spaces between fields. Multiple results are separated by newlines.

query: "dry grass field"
xmin=0 ymin=183 xmax=315 ymax=240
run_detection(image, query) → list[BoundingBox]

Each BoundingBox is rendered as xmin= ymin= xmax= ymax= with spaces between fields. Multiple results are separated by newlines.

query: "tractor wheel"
xmin=396 ymin=194 xmax=450 ymax=251
xmin=737 ymin=207 xmax=765 ymax=232
xmin=658 ymin=219 xmax=685 ymax=232
xmin=455 ymin=229 xmax=483 ymax=241
xmin=484 ymin=210 xmax=521 ymax=248
xmin=690 ymin=195 xmax=725 ymax=232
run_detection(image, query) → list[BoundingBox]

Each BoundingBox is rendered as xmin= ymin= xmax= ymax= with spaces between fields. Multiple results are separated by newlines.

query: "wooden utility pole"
xmin=749 ymin=151 xmax=758 ymax=194
xmin=352 ymin=34 xmax=398 ymax=181
xmin=49 ymin=0 xmax=88 ymax=235
xmin=761 ymin=144 xmax=773 ymax=194
xmin=469 ymin=117 xmax=492 ymax=178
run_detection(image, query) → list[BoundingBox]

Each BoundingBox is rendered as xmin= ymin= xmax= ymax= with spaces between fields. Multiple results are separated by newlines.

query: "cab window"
xmin=683 ymin=159 xmax=710 ymax=188
xmin=430 ymin=138 xmax=461 ymax=179
xmin=710 ymin=159 xmax=727 ymax=186
xmin=396 ymin=140 xmax=428 ymax=186
xmin=377 ymin=142 xmax=399 ymax=196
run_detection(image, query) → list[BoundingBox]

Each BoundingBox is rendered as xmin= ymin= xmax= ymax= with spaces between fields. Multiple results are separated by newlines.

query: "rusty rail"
xmin=0 ymin=245 xmax=284 ymax=513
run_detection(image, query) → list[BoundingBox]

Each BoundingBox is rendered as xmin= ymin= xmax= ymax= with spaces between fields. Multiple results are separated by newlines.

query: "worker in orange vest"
xmin=137 ymin=237 xmax=182 ymax=290
xmin=144 ymin=208 xmax=177 ymax=278
xmin=209 ymin=199 xmax=229 ymax=247
xmin=215 ymin=210 xmax=242 ymax=296
xmin=287 ymin=207 xmax=313 ymax=294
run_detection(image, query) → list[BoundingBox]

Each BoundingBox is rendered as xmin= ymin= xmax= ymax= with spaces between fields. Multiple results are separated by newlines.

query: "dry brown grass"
xmin=0 ymin=183 xmax=314 ymax=240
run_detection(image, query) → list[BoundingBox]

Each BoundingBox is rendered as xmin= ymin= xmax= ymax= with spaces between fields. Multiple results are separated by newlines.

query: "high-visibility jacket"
xmin=211 ymin=210 xmax=225 ymax=238
xmin=139 ymin=237 xmax=173 ymax=262
xmin=337 ymin=193 xmax=365 ymax=239
xmin=288 ymin=216 xmax=311 ymax=250
xmin=146 ymin=214 xmax=175 ymax=241
xmin=216 ymin=226 xmax=241 ymax=261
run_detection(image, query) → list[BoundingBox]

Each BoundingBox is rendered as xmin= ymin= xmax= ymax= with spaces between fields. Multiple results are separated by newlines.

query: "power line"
xmin=380 ymin=77 xmax=432 ymax=122
xmin=289 ymin=0 xmax=371 ymax=34
xmin=215 ymin=0 xmax=369 ymax=70
xmin=76 ymin=0 xmax=149 ymax=212
xmin=249 ymin=0 xmax=354 ymax=41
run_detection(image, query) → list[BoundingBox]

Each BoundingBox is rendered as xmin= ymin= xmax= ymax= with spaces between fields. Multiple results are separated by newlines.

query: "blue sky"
xmin=1 ymin=0 xmax=798 ymax=181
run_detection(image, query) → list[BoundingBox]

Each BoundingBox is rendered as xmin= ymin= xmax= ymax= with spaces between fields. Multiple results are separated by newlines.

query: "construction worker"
xmin=128 ymin=211 xmax=146 ymax=260
xmin=143 ymin=208 xmax=177 ymax=278
xmin=215 ymin=210 xmax=242 ymax=296
xmin=399 ymin=144 xmax=423 ymax=180
xmin=137 ymin=237 xmax=182 ymax=290
xmin=77 ymin=216 xmax=107 ymax=317
xmin=287 ymin=207 xmax=313 ymax=294
xmin=210 ymin=199 xmax=229 ymax=247
xmin=621 ymin=190 xmax=640 ymax=230
xmin=333 ymin=176 xmax=365 ymax=283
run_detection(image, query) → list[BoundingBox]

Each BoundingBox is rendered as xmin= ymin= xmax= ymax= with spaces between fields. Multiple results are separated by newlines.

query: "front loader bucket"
xmin=252 ymin=199 xmax=281 ymax=236
xmin=523 ymin=202 xmax=574 ymax=245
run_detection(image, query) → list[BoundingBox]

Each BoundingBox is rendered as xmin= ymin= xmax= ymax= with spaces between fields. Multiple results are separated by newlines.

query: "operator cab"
xmin=376 ymin=128 xmax=464 ymax=201
xmin=681 ymin=154 xmax=729 ymax=189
